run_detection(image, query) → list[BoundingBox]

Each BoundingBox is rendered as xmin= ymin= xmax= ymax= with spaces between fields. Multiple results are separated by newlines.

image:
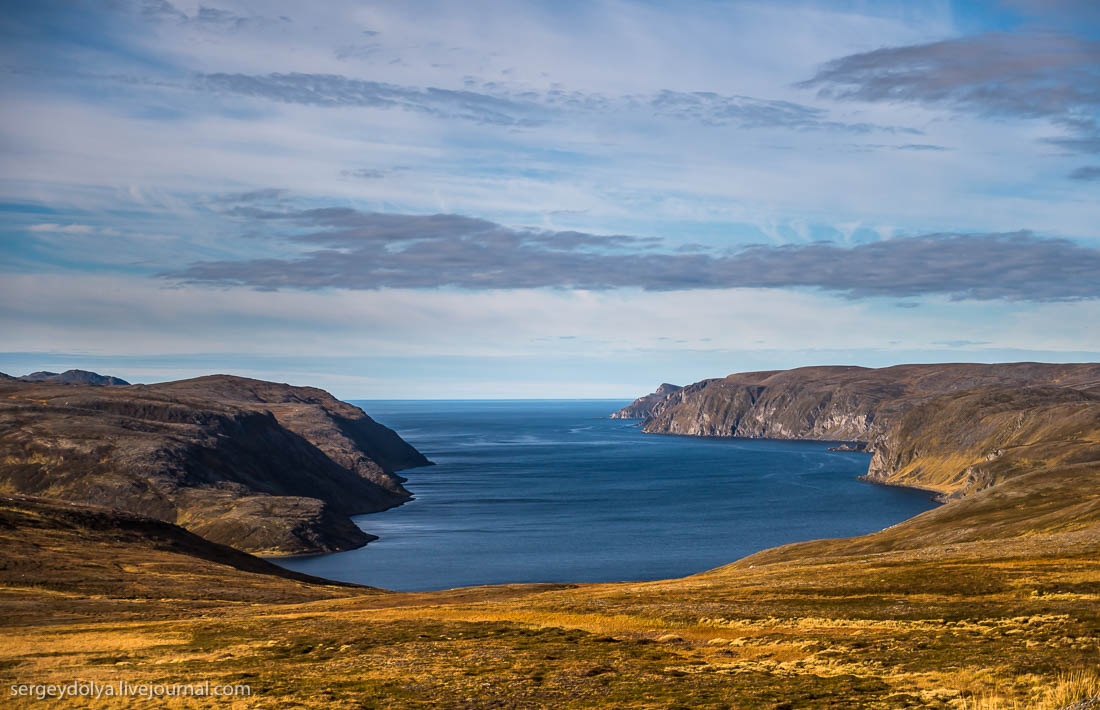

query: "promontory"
xmin=0 ymin=372 xmax=432 ymax=555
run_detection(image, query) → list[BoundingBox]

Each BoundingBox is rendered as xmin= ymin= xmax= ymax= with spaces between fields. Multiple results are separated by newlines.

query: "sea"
xmin=274 ymin=400 xmax=937 ymax=592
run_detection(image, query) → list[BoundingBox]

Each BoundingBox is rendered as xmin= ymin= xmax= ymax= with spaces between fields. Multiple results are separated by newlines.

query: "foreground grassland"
xmin=2 ymin=370 xmax=1099 ymax=708
xmin=0 ymin=487 xmax=1097 ymax=709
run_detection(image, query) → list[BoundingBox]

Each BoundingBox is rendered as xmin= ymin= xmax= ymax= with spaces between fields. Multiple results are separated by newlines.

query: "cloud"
xmin=27 ymin=223 xmax=96 ymax=233
xmin=844 ymin=143 xmax=949 ymax=153
xmin=1069 ymin=166 xmax=1100 ymax=181
xmin=1047 ymin=135 xmax=1100 ymax=154
xmin=340 ymin=168 xmax=389 ymax=180
xmin=798 ymin=32 xmax=1100 ymax=151
xmin=644 ymin=90 xmax=916 ymax=133
xmin=933 ymin=340 xmax=992 ymax=347
xmin=799 ymin=33 xmax=1100 ymax=119
xmin=999 ymin=0 xmax=1100 ymax=27
xmin=129 ymin=0 xmax=284 ymax=30
xmin=195 ymin=72 xmax=546 ymax=127
xmin=192 ymin=72 xmax=913 ymax=133
xmin=204 ymin=188 xmax=287 ymax=205
xmin=160 ymin=207 xmax=1100 ymax=302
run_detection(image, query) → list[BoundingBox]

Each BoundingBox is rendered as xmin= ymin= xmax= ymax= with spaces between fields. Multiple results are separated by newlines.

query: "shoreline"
xmin=270 ymin=418 xmax=940 ymax=588
xmin=855 ymin=473 xmax=947 ymax=503
xmin=626 ymin=425 xmax=950 ymax=503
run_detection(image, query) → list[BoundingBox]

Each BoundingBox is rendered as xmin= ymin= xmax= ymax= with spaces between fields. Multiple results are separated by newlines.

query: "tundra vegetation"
xmin=0 ymin=364 xmax=1097 ymax=708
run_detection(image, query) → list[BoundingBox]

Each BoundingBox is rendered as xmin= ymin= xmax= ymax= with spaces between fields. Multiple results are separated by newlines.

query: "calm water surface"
xmin=274 ymin=400 xmax=937 ymax=591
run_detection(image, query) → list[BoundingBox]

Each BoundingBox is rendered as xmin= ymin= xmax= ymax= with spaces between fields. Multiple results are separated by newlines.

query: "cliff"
xmin=0 ymin=374 xmax=432 ymax=555
xmin=626 ymin=363 xmax=1100 ymax=442
xmin=730 ymin=384 xmax=1100 ymax=563
xmin=609 ymin=383 xmax=682 ymax=419
xmin=862 ymin=384 xmax=1100 ymax=497
xmin=617 ymin=362 xmax=1100 ymax=509
xmin=1 ymin=365 xmax=1098 ymax=707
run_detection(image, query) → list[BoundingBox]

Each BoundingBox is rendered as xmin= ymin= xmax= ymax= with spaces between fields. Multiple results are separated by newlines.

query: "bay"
xmin=274 ymin=400 xmax=937 ymax=591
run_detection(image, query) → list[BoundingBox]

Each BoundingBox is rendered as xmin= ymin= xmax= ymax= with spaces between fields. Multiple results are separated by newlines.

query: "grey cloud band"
xmin=162 ymin=209 xmax=1100 ymax=301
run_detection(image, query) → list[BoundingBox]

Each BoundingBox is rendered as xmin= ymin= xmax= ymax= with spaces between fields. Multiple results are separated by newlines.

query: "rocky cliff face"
xmin=609 ymin=383 xmax=682 ymax=419
xmin=0 ymin=375 xmax=432 ymax=555
xmin=862 ymin=385 xmax=1100 ymax=497
xmin=638 ymin=368 xmax=889 ymax=440
xmin=624 ymin=362 xmax=1100 ymax=498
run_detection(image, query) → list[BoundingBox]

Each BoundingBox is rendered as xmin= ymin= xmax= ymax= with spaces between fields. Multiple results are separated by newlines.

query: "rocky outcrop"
xmin=610 ymin=383 xmax=682 ymax=419
xmin=640 ymin=367 xmax=889 ymax=440
xmin=0 ymin=375 xmax=432 ymax=555
xmin=628 ymin=362 xmax=1100 ymax=499
xmin=16 ymin=369 xmax=130 ymax=385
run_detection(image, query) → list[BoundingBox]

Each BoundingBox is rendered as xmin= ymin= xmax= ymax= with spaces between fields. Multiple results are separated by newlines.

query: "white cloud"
xmin=3 ymin=0 xmax=1098 ymax=398
xmin=3 ymin=271 xmax=1096 ymax=358
xmin=26 ymin=223 xmax=96 ymax=233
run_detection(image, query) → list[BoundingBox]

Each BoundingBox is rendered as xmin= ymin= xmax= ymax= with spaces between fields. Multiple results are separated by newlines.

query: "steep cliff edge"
xmin=862 ymin=385 xmax=1100 ymax=497
xmin=622 ymin=363 xmax=1100 ymax=501
xmin=0 ymin=375 xmax=432 ymax=555
xmin=610 ymin=383 xmax=682 ymax=419
xmin=627 ymin=363 xmax=1100 ymax=442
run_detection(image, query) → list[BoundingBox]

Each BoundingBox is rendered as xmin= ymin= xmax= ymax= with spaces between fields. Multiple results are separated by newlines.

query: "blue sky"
xmin=1 ymin=0 xmax=1098 ymax=397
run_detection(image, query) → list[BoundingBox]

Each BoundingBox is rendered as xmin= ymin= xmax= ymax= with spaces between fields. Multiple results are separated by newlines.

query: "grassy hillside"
xmin=0 ymin=376 xmax=432 ymax=555
xmin=863 ymin=386 xmax=1100 ymax=497
xmin=1 ymin=368 xmax=1098 ymax=708
xmin=0 ymin=488 xmax=1096 ymax=708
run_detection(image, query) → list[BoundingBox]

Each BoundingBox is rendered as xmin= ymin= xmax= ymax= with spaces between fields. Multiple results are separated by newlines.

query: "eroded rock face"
xmin=610 ymin=383 xmax=683 ymax=419
xmin=0 ymin=375 xmax=432 ymax=555
xmin=862 ymin=385 xmax=1100 ymax=497
xmin=623 ymin=363 xmax=1100 ymax=497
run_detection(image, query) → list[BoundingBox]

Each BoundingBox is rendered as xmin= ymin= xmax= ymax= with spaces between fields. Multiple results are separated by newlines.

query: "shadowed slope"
xmin=0 ymin=375 xmax=432 ymax=554
xmin=0 ymin=366 xmax=1097 ymax=707
xmin=631 ymin=362 xmax=1100 ymax=443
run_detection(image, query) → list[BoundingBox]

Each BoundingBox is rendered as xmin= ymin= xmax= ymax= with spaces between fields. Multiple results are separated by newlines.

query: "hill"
xmin=15 ymin=369 xmax=131 ymax=385
xmin=0 ymin=365 xmax=1096 ymax=708
xmin=625 ymin=363 xmax=1100 ymax=445
xmin=609 ymin=382 xmax=682 ymax=419
xmin=0 ymin=375 xmax=432 ymax=554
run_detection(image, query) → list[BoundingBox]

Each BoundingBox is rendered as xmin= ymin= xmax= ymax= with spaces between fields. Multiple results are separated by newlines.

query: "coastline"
xmin=855 ymin=473 xmax=947 ymax=502
xmin=271 ymin=409 xmax=937 ymax=589
xmin=622 ymin=419 xmax=949 ymax=506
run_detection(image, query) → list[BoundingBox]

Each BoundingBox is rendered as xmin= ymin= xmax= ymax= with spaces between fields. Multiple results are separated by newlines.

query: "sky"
xmin=1 ymin=0 xmax=1098 ymax=398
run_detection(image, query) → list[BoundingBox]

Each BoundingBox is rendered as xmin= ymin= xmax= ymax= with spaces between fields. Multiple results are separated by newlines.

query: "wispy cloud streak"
xmin=192 ymin=71 xmax=913 ymax=133
xmin=799 ymin=32 xmax=1100 ymax=152
xmin=161 ymin=208 xmax=1100 ymax=302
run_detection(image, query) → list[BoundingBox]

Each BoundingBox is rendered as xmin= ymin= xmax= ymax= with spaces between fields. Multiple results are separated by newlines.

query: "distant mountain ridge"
xmin=0 ymin=374 xmax=432 ymax=555
xmin=12 ymin=369 xmax=131 ymax=386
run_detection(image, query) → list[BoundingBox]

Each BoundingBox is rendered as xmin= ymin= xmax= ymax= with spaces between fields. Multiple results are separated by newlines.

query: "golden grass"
xmin=1040 ymin=668 xmax=1100 ymax=709
xmin=957 ymin=668 xmax=1100 ymax=709
xmin=369 ymin=607 xmax=679 ymax=637
xmin=0 ymin=629 xmax=187 ymax=657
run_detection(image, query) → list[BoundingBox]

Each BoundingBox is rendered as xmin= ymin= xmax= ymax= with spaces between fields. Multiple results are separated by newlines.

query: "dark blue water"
xmin=274 ymin=400 xmax=937 ymax=591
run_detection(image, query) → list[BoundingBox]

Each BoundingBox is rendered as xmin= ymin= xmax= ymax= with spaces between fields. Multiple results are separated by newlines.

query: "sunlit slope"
xmin=864 ymin=385 xmax=1100 ymax=496
xmin=2 ymin=369 xmax=1099 ymax=708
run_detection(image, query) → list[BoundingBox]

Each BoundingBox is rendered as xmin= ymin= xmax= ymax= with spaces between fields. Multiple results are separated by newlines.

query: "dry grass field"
xmin=0 ymin=477 xmax=1097 ymax=709
xmin=2 ymin=373 xmax=1098 ymax=708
